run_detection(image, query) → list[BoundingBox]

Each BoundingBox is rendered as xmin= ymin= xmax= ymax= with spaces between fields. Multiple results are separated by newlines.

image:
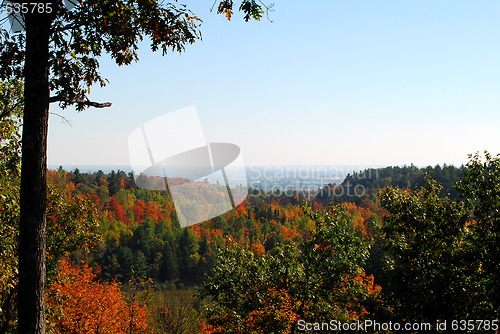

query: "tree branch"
xmin=49 ymin=112 xmax=72 ymax=126
xmin=0 ymin=108 xmax=11 ymax=121
xmin=257 ymin=1 xmax=275 ymax=22
xmin=49 ymin=95 xmax=112 ymax=108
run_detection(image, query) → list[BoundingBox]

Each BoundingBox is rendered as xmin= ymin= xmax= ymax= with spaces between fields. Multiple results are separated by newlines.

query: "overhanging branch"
xmin=49 ymin=95 xmax=112 ymax=108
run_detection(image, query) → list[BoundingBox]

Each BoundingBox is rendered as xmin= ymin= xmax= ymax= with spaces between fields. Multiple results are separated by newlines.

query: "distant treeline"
xmin=327 ymin=164 xmax=466 ymax=204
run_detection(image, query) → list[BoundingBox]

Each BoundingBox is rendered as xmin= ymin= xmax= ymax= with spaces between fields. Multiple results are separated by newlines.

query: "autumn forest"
xmin=2 ymin=150 xmax=500 ymax=332
xmin=1 ymin=0 xmax=499 ymax=333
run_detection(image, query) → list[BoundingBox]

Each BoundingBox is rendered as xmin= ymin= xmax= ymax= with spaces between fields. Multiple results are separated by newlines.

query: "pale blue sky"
xmin=47 ymin=0 xmax=500 ymax=168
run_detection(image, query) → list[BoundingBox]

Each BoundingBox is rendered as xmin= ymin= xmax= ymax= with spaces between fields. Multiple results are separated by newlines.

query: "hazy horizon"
xmin=47 ymin=1 xmax=499 ymax=168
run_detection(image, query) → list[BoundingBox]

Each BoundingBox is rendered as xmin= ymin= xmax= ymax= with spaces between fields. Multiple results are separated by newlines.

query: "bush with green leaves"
xmin=200 ymin=205 xmax=381 ymax=333
xmin=380 ymin=152 xmax=500 ymax=323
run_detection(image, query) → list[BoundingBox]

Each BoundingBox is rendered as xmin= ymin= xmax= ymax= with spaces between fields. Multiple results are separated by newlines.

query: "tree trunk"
xmin=17 ymin=7 xmax=54 ymax=334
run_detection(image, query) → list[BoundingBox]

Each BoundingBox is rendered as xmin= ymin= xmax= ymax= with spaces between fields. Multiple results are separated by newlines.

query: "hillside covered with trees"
xmin=2 ymin=146 xmax=499 ymax=332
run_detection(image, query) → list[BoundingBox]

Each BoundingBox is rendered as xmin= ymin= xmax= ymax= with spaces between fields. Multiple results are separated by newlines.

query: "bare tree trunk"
xmin=17 ymin=7 xmax=54 ymax=334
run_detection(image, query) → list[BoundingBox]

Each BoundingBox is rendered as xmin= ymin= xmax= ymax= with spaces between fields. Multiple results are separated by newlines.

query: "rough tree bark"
xmin=17 ymin=5 xmax=55 ymax=334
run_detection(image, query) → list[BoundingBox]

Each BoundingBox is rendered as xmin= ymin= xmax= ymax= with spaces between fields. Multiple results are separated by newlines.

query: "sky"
xmin=47 ymin=0 xmax=500 ymax=169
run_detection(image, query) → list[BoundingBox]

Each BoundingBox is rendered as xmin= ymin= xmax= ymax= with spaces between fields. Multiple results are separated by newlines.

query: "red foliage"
xmin=201 ymin=287 xmax=298 ymax=334
xmin=313 ymin=201 xmax=323 ymax=211
xmin=108 ymin=196 xmax=127 ymax=223
xmin=88 ymin=194 xmax=103 ymax=212
xmin=132 ymin=200 xmax=146 ymax=223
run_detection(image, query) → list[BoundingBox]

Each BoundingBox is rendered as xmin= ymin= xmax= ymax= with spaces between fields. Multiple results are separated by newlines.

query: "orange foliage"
xmin=270 ymin=202 xmax=281 ymax=215
xmin=47 ymin=169 xmax=63 ymax=183
xmin=199 ymin=321 xmax=221 ymax=333
xmin=46 ymin=173 xmax=77 ymax=198
xmin=282 ymin=225 xmax=299 ymax=240
xmin=244 ymin=287 xmax=299 ymax=333
xmin=342 ymin=202 xmax=358 ymax=216
xmin=283 ymin=208 xmax=296 ymax=221
xmin=353 ymin=215 xmax=364 ymax=230
xmin=465 ymin=219 xmax=477 ymax=227
xmin=341 ymin=202 xmax=377 ymax=237
xmin=65 ymin=181 xmax=76 ymax=194
xmin=99 ymin=177 xmax=108 ymax=186
xmin=235 ymin=203 xmax=249 ymax=218
xmin=201 ymin=287 xmax=298 ymax=334
xmin=145 ymin=201 xmax=165 ymax=223
xmin=210 ymin=229 xmax=224 ymax=239
xmin=338 ymin=270 xmax=382 ymax=319
xmin=189 ymin=224 xmax=203 ymax=239
xmin=47 ymin=260 xmax=149 ymax=334
xmin=251 ymin=243 xmax=265 ymax=256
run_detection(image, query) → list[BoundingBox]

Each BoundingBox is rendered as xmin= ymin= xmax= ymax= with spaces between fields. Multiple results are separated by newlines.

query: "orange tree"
xmin=199 ymin=204 xmax=381 ymax=333
xmin=0 ymin=1 xmax=268 ymax=332
xmin=46 ymin=259 xmax=149 ymax=334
